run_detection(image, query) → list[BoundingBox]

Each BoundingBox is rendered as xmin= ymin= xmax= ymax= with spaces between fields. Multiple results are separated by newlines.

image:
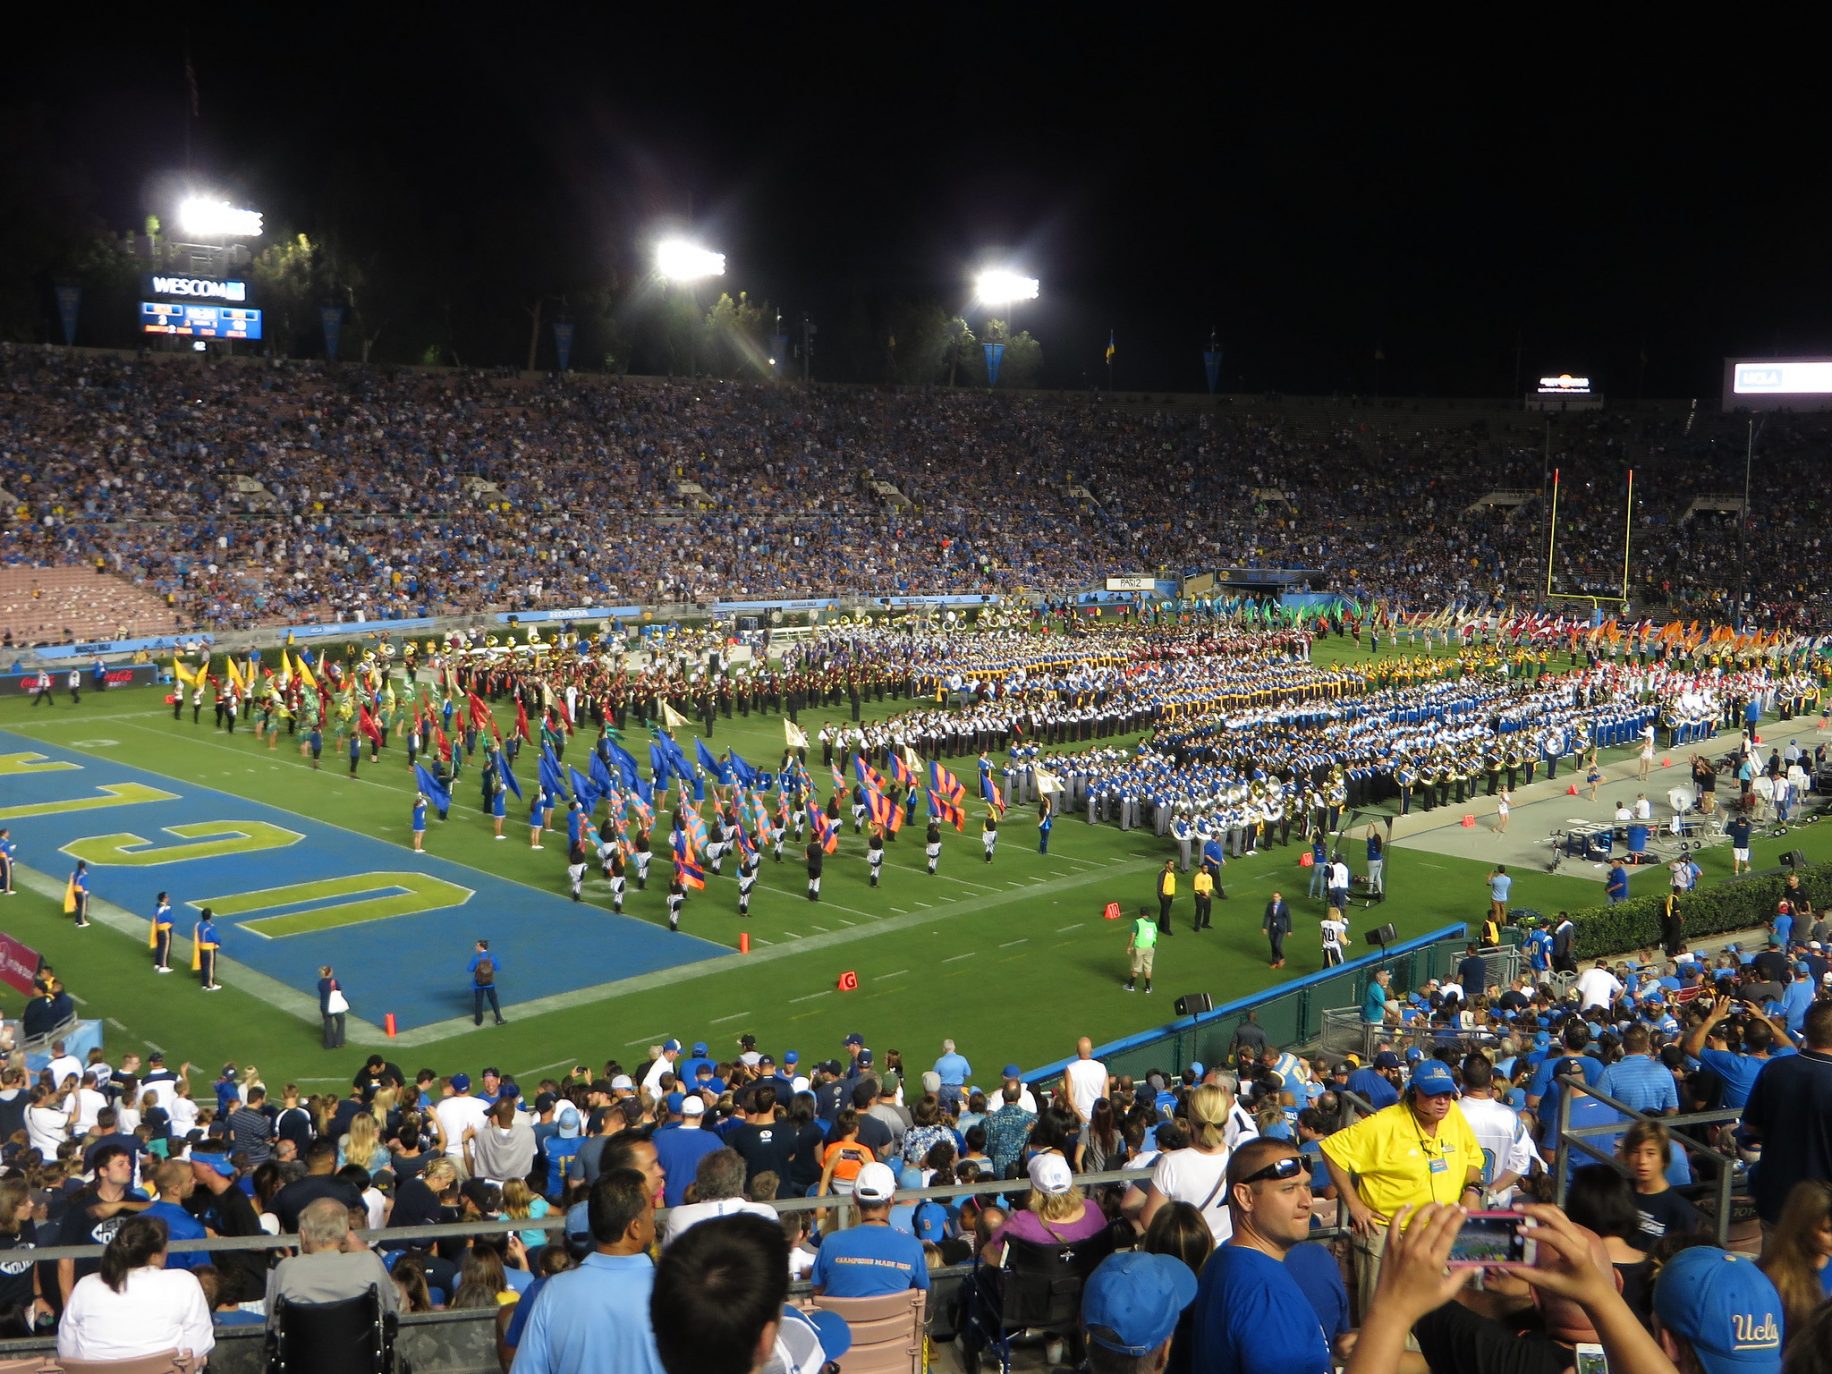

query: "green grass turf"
xmin=0 ymin=636 xmax=1811 ymax=1092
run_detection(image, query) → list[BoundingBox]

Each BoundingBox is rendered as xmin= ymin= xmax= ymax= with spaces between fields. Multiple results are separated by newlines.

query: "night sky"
xmin=8 ymin=16 xmax=1827 ymax=396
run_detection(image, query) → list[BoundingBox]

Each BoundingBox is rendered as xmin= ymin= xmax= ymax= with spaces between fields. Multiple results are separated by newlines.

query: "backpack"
xmin=475 ymin=957 xmax=495 ymax=986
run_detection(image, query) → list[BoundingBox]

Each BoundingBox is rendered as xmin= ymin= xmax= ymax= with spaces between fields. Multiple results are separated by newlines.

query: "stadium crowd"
xmin=6 ymin=348 xmax=1832 ymax=635
xmin=5 ymin=912 xmax=1832 ymax=1372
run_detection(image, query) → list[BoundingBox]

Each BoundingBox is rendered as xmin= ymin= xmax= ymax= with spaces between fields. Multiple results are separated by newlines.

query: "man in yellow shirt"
xmin=1155 ymin=860 xmax=1177 ymax=935
xmin=1320 ymin=1058 xmax=1483 ymax=1322
xmin=1191 ymin=865 xmax=1214 ymax=931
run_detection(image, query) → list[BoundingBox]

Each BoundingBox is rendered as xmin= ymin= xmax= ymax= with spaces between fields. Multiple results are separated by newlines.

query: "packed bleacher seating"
xmin=4 ymin=347 xmax=1832 ymax=640
xmin=8 ymin=919 xmax=1831 ymax=1371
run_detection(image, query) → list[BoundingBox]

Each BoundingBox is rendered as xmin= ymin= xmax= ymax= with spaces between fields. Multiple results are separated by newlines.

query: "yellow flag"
xmin=62 ymin=879 xmax=77 ymax=914
xmin=784 ymin=719 xmax=809 ymax=750
xmin=295 ymin=653 xmax=319 ymax=694
xmin=224 ymin=655 xmax=246 ymax=694
xmin=171 ymin=657 xmax=194 ymax=688
xmin=660 ymin=700 xmax=689 ymax=732
xmin=190 ymin=926 xmax=201 ymax=972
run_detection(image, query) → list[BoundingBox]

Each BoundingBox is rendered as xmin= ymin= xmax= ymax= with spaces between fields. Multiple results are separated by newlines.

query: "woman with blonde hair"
xmin=982 ymin=1152 xmax=1109 ymax=1263
xmin=340 ymin=1112 xmax=384 ymax=1175
xmin=1134 ymin=1083 xmax=1237 ymax=1242
xmin=1759 ymin=1179 xmax=1832 ymax=1342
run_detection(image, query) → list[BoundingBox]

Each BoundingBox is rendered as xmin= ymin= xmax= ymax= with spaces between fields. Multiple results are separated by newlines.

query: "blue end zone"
xmin=0 ymin=731 xmax=727 ymax=1027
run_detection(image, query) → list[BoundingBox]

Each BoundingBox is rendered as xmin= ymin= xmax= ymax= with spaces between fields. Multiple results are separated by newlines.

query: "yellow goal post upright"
xmin=1543 ymin=467 xmax=1633 ymax=618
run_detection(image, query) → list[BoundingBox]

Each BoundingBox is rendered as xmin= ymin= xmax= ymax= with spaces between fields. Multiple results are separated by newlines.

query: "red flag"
xmin=357 ymin=704 xmax=384 ymax=748
xmin=435 ymin=724 xmax=452 ymax=762
xmin=515 ymin=698 xmax=532 ymax=742
xmin=467 ymin=691 xmax=494 ymax=732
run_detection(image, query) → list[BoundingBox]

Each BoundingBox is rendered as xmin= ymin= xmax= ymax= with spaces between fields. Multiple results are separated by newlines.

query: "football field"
xmin=0 ymin=643 xmax=1814 ymax=1091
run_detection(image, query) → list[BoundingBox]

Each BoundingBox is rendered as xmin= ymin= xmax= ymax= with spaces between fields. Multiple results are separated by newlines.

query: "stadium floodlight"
xmin=655 ymin=239 xmax=726 ymax=282
xmin=974 ymin=269 xmax=1040 ymax=306
xmin=178 ymin=197 xmax=264 ymax=238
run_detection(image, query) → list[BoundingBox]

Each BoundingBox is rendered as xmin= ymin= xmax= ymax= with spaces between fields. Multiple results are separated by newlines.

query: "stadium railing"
xmin=0 ymin=1165 xmax=1160 ymax=1374
xmin=1025 ymin=923 xmax=1471 ymax=1086
xmin=1552 ymin=1079 xmax=1746 ymax=1250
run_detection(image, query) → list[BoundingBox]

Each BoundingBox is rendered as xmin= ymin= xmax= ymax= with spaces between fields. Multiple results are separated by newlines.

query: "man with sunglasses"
xmin=1189 ymin=1139 xmax=1336 ymax=1374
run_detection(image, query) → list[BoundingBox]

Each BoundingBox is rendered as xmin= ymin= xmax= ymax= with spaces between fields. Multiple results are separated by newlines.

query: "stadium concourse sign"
xmin=1105 ymin=575 xmax=1158 ymax=592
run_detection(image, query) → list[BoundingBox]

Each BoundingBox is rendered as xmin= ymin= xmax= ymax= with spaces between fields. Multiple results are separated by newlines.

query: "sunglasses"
xmin=1238 ymin=1155 xmax=1306 ymax=1187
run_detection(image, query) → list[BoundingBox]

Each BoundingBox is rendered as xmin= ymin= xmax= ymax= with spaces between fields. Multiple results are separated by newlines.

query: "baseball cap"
xmin=662 ymin=1039 xmax=682 ymax=1053
xmin=844 ymin=1033 xmax=865 ymax=1047
xmin=1083 ymin=1252 xmax=1199 ymax=1357
xmin=784 ymin=1051 xmax=800 ymax=1065
xmin=854 ymin=1162 xmax=897 ymax=1202
xmin=858 ymin=1048 xmax=874 ymax=1065
xmin=665 ymin=1091 xmax=686 ymax=1115
xmin=534 ymin=1092 xmax=557 ymax=1113
xmin=1405 ymin=1046 xmax=1424 ymax=1062
xmin=691 ymin=1042 xmax=708 ymax=1057
xmin=609 ymin=1075 xmax=634 ymax=1092
xmin=1653 ymin=1247 xmax=1783 ymax=1374
xmin=556 ymin=1107 xmax=582 ymax=1138
xmin=1372 ymin=1051 xmax=1401 ymax=1070
xmin=1002 ymin=1063 xmax=1022 ymax=1079
xmin=1028 ymin=1153 xmax=1073 ymax=1195
xmin=758 ymin=1055 xmax=775 ymax=1068
xmin=451 ymin=1073 xmax=471 ymax=1093
xmin=681 ymin=1097 xmax=705 ymax=1117
xmin=481 ymin=1066 xmax=501 ymax=1079
xmin=770 ymin=1305 xmax=852 ymax=1374
xmin=1411 ymin=1061 xmax=1457 ymax=1096
xmin=791 ymin=1076 xmax=811 ymax=1095
xmin=460 ymin=1179 xmax=499 ymax=1213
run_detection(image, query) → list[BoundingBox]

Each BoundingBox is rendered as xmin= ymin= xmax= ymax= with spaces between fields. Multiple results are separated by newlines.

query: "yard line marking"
xmin=106 ymin=1017 xmax=128 ymax=1032
xmin=942 ymin=953 xmax=975 ymax=964
xmin=889 ymin=907 xmax=910 ymax=914
xmin=711 ymin=1012 xmax=751 ymax=1025
xmin=780 ymin=930 xmax=803 ymax=939
xmin=999 ymin=937 xmax=1029 ymax=948
xmin=835 ymin=918 xmax=856 ymax=926
xmin=1007 ymin=881 xmax=1029 ymax=888
xmin=626 ymin=1034 xmax=670 ymax=1046
xmin=790 ymin=990 xmax=832 ymax=1003
xmin=515 ymin=1057 xmax=576 ymax=1076
xmin=878 ymin=969 xmax=909 ymax=980
xmin=808 ymin=924 xmax=830 ymax=933
xmin=1056 ymin=922 xmax=1086 ymax=932
xmin=750 ymin=936 xmax=773 ymax=946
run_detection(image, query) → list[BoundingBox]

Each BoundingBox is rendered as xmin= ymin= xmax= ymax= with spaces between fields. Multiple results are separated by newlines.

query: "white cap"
xmin=854 ymin=1162 xmax=897 ymax=1202
xmin=610 ymin=1074 xmax=634 ymax=1091
xmin=1028 ymin=1153 xmax=1073 ymax=1195
xmin=681 ymin=1096 xmax=705 ymax=1117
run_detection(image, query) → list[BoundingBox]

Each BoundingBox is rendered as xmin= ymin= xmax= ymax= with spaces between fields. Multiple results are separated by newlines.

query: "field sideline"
xmin=0 ymin=633 xmax=1819 ymax=1090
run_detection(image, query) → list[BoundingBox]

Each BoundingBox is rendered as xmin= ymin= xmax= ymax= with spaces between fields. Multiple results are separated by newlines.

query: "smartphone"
xmin=1574 ymin=1342 xmax=1609 ymax=1374
xmin=1446 ymin=1210 xmax=1535 ymax=1268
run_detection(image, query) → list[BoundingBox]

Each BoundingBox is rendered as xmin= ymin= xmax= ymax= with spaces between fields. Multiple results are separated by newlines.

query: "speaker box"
xmin=1364 ymin=923 xmax=1398 ymax=945
xmin=1174 ymin=993 xmax=1214 ymax=1016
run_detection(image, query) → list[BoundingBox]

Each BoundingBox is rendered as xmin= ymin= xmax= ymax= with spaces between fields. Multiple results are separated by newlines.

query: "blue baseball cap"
xmin=1653 ymin=1247 xmax=1783 ymax=1374
xmin=1002 ymin=1064 xmax=1022 ymax=1079
xmin=1410 ymin=1061 xmax=1457 ymax=1096
xmin=1405 ymin=1046 xmax=1424 ymax=1062
xmin=665 ymin=1091 xmax=685 ymax=1115
xmin=784 ymin=1051 xmax=799 ymax=1065
xmin=451 ymin=1073 xmax=471 ymax=1093
xmin=663 ymin=1039 xmax=682 ymax=1053
xmin=1083 ymin=1252 xmax=1198 ymax=1356
xmin=691 ymin=1042 xmax=709 ymax=1056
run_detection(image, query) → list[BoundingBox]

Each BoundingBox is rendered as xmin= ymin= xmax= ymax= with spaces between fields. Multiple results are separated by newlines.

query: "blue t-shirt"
xmin=1489 ymin=874 xmax=1512 ymax=903
xmin=811 ymin=1223 xmax=929 ymax=1297
xmin=1695 ymin=1048 xmax=1794 ymax=1111
xmin=651 ymin=1127 xmax=723 ymax=1208
xmin=1190 ymin=1245 xmax=1331 ymax=1374
xmin=1283 ymin=1241 xmax=1351 ymax=1342
xmin=1362 ymin=983 xmax=1388 ymax=1025
xmin=144 ymin=1200 xmax=210 ymax=1270
xmin=1344 ymin=1068 xmax=1398 ymax=1112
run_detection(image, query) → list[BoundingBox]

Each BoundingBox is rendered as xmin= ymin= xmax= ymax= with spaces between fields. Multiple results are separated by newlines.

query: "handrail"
xmin=1552 ymin=1080 xmax=1742 ymax=1246
xmin=1022 ymin=923 xmax=1471 ymax=1084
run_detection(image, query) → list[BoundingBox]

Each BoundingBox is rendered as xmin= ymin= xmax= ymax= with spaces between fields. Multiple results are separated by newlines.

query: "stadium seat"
xmin=806 ymin=1290 xmax=925 ymax=1374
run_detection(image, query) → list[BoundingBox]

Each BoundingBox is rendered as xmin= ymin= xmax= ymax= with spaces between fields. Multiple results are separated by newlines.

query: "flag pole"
xmin=1544 ymin=468 xmax=1560 ymax=602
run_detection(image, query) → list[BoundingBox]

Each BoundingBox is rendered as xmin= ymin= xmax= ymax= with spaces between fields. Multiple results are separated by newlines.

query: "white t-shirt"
xmin=1063 ymin=1059 xmax=1107 ymax=1123
xmin=1634 ymin=798 xmax=1653 ymax=820
xmin=432 ymin=1095 xmax=490 ymax=1160
xmin=168 ymin=1096 xmax=200 ymax=1137
xmin=1320 ymin=919 xmax=1347 ymax=952
xmin=1151 ymin=1147 xmax=1233 ymax=1242
xmin=46 ymin=1055 xmax=83 ymax=1088
xmin=661 ymin=1196 xmax=778 ymax=1246
xmin=25 ymin=1104 xmax=69 ymax=1156
xmin=72 ymin=1087 xmax=107 ymax=1135
xmin=57 ymin=1266 xmax=214 ymax=1363
xmin=1458 ymin=1094 xmax=1538 ymax=1201
xmin=1574 ymin=968 xmax=1624 ymax=1011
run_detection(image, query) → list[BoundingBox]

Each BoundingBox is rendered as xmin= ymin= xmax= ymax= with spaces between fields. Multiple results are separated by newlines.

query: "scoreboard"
xmin=140 ymin=301 xmax=264 ymax=340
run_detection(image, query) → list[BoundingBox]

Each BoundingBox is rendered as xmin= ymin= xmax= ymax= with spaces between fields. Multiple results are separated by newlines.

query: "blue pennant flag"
xmin=493 ymin=748 xmax=522 ymax=801
xmin=649 ymin=740 xmax=673 ymax=791
xmin=569 ymin=765 xmax=601 ymax=812
xmin=727 ymin=749 xmax=759 ymax=788
xmin=696 ymin=737 xmax=732 ymax=785
xmin=590 ymin=751 xmax=617 ymax=798
xmin=539 ymin=746 xmax=567 ymax=800
xmin=413 ymin=763 xmax=451 ymax=815
xmin=664 ymin=734 xmax=693 ymax=781
xmin=609 ymin=738 xmax=643 ymax=790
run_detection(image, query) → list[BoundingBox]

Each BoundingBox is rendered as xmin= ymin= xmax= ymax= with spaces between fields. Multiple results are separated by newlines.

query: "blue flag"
xmin=539 ymin=746 xmax=567 ymax=800
xmin=609 ymin=738 xmax=643 ymax=789
xmin=649 ymin=740 xmax=673 ymax=791
xmin=494 ymin=748 xmax=522 ymax=801
xmin=727 ymin=749 xmax=759 ymax=788
xmin=696 ymin=737 xmax=731 ymax=786
xmin=413 ymin=763 xmax=451 ymax=815
xmin=569 ymin=765 xmax=600 ymax=812
xmin=590 ymin=751 xmax=617 ymax=798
